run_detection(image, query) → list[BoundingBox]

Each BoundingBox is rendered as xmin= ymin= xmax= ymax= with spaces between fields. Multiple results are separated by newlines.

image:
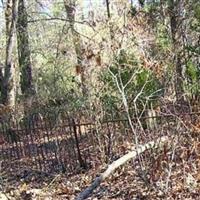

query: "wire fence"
xmin=0 ymin=109 xmax=200 ymax=175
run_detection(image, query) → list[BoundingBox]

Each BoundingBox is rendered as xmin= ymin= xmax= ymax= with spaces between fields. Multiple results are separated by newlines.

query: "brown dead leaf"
xmin=56 ymin=183 xmax=73 ymax=196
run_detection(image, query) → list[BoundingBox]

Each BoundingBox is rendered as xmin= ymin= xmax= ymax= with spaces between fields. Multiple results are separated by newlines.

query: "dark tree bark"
xmin=105 ymin=0 xmax=114 ymax=40
xmin=138 ymin=0 xmax=145 ymax=7
xmin=105 ymin=0 xmax=111 ymax=19
xmin=0 ymin=64 xmax=3 ymax=100
xmin=168 ymin=0 xmax=185 ymax=103
xmin=16 ymin=0 xmax=35 ymax=99
xmin=1 ymin=0 xmax=18 ymax=107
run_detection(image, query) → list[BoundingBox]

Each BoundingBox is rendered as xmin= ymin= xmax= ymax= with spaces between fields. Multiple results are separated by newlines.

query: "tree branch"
xmin=27 ymin=17 xmax=92 ymax=27
xmin=76 ymin=136 xmax=169 ymax=200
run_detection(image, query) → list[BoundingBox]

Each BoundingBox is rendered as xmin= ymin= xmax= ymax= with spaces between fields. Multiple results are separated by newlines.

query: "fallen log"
xmin=76 ymin=136 xmax=169 ymax=200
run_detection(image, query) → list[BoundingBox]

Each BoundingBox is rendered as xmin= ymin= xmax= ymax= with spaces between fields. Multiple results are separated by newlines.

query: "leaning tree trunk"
xmin=1 ymin=0 xmax=18 ymax=107
xmin=17 ymin=0 xmax=35 ymax=113
xmin=63 ymin=0 xmax=87 ymax=95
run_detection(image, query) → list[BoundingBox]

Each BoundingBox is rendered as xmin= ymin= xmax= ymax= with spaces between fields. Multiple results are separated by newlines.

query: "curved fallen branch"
xmin=76 ymin=136 xmax=169 ymax=200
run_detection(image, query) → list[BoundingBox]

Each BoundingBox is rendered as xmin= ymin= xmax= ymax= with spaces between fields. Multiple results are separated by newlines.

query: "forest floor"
xmin=1 ymin=118 xmax=200 ymax=200
xmin=1 ymin=135 xmax=200 ymax=200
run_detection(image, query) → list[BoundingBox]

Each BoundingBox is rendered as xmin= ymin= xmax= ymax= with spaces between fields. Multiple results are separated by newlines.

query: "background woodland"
xmin=0 ymin=0 xmax=200 ymax=199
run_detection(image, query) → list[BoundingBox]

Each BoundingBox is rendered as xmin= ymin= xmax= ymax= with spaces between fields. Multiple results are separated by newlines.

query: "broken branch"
xmin=76 ymin=136 xmax=169 ymax=200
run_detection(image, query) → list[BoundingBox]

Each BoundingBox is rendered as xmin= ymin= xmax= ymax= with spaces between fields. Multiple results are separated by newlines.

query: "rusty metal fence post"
xmin=71 ymin=118 xmax=87 ymax=169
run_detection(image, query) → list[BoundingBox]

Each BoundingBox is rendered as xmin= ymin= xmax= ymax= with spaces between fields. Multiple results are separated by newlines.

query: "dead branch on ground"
xmin=76 ymin=136 xmax=169 ymax=200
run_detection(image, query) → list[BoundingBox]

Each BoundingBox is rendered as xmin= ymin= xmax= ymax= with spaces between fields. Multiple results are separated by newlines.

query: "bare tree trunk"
xmin=63 ymin=0 xmax=87 ymax=95
xmin=105 ymin=0 xmax=111 ymax=18
xmin=1 ymin=0 xmax=18 ymax=107
xmin=0 ymin=64 xmax=3 ymax=101
xmin=17 ymin=0 xmax=35 ymax=112
xmin=105 ymin=0 xmax=114 ymax=40
xmin=169 ymin=0 xmax=185 ymax=103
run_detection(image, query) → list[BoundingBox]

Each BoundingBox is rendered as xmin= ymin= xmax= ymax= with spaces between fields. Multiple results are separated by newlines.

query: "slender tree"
xmin=168 ymin=0 xmax=185 ymax=103
xmin=105 ymin=0 xmax=111 ymax=18
xmin=105 ymin=0 xmax=114 ymax=40
xmin=63 ymin=0 xmax=87 ymax=95
xmin=1 ymin=0 xmax=18 ymax=107
xmin=0 ymin=64 xmax=3 ymax=100
xmin=16 ymin=0 xmax=35 ymax=107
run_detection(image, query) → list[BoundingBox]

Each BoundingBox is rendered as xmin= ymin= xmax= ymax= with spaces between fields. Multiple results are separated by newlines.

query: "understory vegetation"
xmin=0 ymin=0 xmax=200 ymax=199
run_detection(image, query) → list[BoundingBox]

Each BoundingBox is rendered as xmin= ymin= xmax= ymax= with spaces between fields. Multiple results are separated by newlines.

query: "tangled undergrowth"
xmin=0 ymin=126 xmax=199 ymax=200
